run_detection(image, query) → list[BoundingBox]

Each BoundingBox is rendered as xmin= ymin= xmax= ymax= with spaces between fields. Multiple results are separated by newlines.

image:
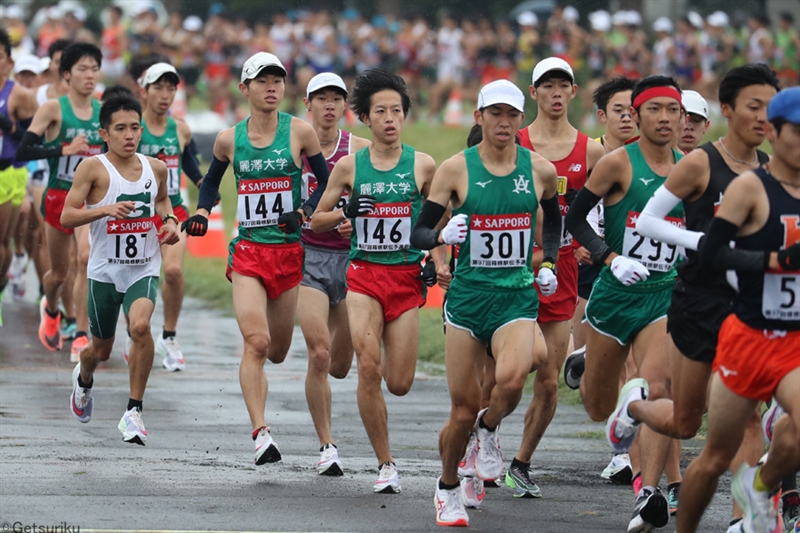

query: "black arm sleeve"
xmin=540 ymin=194 xmax=561 ymax=264
xmin=15 ymin=130 xmax=63 ymax=162
xmin=181 ymin=147 xmax=204 ymax=186
xmin=564 ymin=187 xmax=613 ymax=263
xmin=698 ymin=218 xmax=769 ymax=272
xmin=302 ymin=152 xmax=330 ymax=210
xmin=196 ymin=156 xmax=229 ymax=212
xmin=410 ymin=201 xmax=446 ymax=250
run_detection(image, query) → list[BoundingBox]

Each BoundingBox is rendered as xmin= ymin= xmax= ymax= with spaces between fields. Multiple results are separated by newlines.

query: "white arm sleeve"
xmin=636 ymin=185 xmax=704 ymax=251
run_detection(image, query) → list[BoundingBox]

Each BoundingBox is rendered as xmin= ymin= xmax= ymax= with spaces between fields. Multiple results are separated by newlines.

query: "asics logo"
xmin=475 ymin=180 xmax=492 ymax=188
xmin=639 ymin=178 xmax=654 ymax=186
xmin=719 ymin=366 xmax=738 ymax=377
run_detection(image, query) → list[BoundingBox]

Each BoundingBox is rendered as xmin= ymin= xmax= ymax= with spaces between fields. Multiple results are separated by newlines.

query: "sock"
xmin=163 ymin=329 xmax=176 ymax=340
xmin=320 ymin=443 xmax=337 ymax=452
xmin=511 ymin=457 xmax=530 ymax=471
xmin=379 ymin=461 xmax=396 ymax=470
xmin=729 ymin=518 xmax=742 ymax=527
xmin=127 ymin=399 xmax=143 ymax=412
xmin=74 ymin=331 xmax=87 ymax=340
xmin=753 ymin=466 xmax=772 ymax=493
xmin=668 ymin=481 xmax=681 ymax=492
xmin=478 ymin=413 xmax=497 ymax=432
xmin=438 ymin=479 xmax=459 ymax=491
xmin=45 ymin=306 xmax=59 ymax=319
xmin=65 ymin=317 xmax=76 ymax=326
xmin=77 ymin=374 xmax=92 ymax=389
xmin=784 ymin=490 xmax=800 ymax=508
xmin=784 ymin=474 xmax=798 ymax=492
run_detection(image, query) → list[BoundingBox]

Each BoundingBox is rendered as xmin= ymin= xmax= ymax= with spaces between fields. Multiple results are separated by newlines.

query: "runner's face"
xmin=533 ymin=76 xmax=576 ymax=117
xmin=242 ymin=73 xmax=285 ymax=112
xmin=724 ymin=84 xmax=777 ymax=148
xmin=100 ymin=110 xmax=142 ymax=157
xmin=14 ymin=71 xmax=39 ymax=89
xmin=677 ymin=113 xmax=709 ymax=152
xmin=307 ymin=89 xmax=346 ymax=127
xmin=476 ymin=104 xmax=523 ymax=148
xmin=602 ymin=90 xmax=635 ymax=142
xmin=768 ymin=121 xmax=800 ymax=172
xmin=50 ymin=51 xmax=62 ymax=78
xmin=364 ymin=89 xmax=405 ymax=143
xmin=634 ymin=96 xmax=682 ymax=147
xmin=145 ymin=79 xmax=177 ymax=115
xmin=65 ymin=56 xmax=99 ymax=96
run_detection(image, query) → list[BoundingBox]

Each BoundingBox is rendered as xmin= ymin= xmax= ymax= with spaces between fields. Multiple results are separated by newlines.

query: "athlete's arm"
xmin=61 ymin=158 xmax=133 ymax=228
xmin=16 ymin=100 xmax=86 ymax=161
xmin=585 ymin=138 xmax=606 ymax=176
xmin=151 ymin=158 xmax=180 ymax=245
xmin=534 ymin=157 xmax=560 ymax=264
xmin=295 ymin=119 xmax=329 ymax=211
xmin=194 ymin=129 xmax=232 ymax=218
xmin=310 ymin=153 xmax=354 ymax=233
xmin=410 ymin=155 xmax=462 ymax=250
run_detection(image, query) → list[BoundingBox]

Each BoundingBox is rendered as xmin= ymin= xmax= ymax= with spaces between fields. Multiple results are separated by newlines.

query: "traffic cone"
xmin=443 ymin=89 xmax=463 ymax=128
xmin=186 ymin=202 xmax=228 ymax=258
xmin=173 ymin=80 xmax=187 ymax=119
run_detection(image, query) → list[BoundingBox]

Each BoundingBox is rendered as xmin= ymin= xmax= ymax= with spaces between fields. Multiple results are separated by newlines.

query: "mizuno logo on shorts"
xmin=719 ymin=366 xmax=738 ymax=377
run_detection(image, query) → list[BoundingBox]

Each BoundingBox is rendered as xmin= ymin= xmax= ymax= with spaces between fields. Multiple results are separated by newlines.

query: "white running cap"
xmin=517 ymin=11 xmax=538 ymax=27
xmin=183 ymin=15 xmax=203 ymax=32
xmin=532 ymin=56 xmax=574 ymax=86
xmin=652 ymin=17 xmax=673 ymax=33
xmin=241 ymin=52 xmax=287 ymax=83
xmin=707 ymin=11 xmax=730 ymax=28
xmin=688 ymin=11 xmax=705 ymax=28
xmin=139 ymin=62 xmax=180 ymax=88
xmin=563 ymin=6 xmax=579 ymax=22
xmin=14 ymin=55 xmax=44 ymax=75
xmin=682 ymin=90 xmax=709 ymax=120
xmin=590 ymin=10 xmax=612 ymax=31
xmin=5 ymin=4 xmax=23 ymax=19
xmin=306 ymin=72 xmax=348 ymax=97
xmin=478 ymin=80 xmax=525 ymax=113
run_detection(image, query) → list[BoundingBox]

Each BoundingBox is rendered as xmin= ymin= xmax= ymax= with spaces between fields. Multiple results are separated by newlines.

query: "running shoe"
xmin=458 ymin=432 xmax=478 ymax=478
xmin=11 ymin=276 xmax=26 ymax=300
xmin=60 ymin=320 xmax=77 ymax=341
xmin=70 ymin=335 xmax=88 ymax=363
xmin=118 ymin=407 xmax=147 ymax=445
xmin=762 ymin=399 xmax=786 ymax=445
xmin=628 ymin=487 xmax=669 ymax=533
xmin=475 ymin=408 xmax=503 ymax=481
xmin=564 ymin=345 xmax=586 ymax=390
xmin=782 ymin=493 xmax=799 ymax=533
xmin=122 ymin=334 xmax=132 ymax=365
xmin=731 ymin=464 xmax=781 ymax=533
xmin=435 ymin=477 xmax=469 ymax=527
xmin=253 ymin=426 xmax=281 ymax=465
xmin=460 ymin=476 xmax=485 ymax=509
xmin=607 ymin=378 xmax=649 ymax=454
xmin=158 ymin=336 xmax=186 ymax=372
xmin=374 ymin=461 xmax=401 ymax=494
xmin=505 ymin=463 xmax=542 ymax=498
xmin=667 ymin=483 xmax=680 ymax=516
xmin=8 ymin=253 xmax=27 ymax=300
xmin=38 ymin=297 xmax=63 ymax=351
xmin=69 ymin=362 xmax=93 ymax=423
xmin=726 ymin=518 xmax=743 ymax=533
xmin=317 ymin=443 xmax=343 ymax=476
xmin=601 ymin=453 xmax=633 ymax=485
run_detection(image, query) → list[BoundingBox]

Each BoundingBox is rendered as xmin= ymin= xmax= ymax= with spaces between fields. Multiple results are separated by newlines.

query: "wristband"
xmin=163 ymin=214 xmax=179 ymax=225
xmin=540 ymin=261 xmax=557 ymax=275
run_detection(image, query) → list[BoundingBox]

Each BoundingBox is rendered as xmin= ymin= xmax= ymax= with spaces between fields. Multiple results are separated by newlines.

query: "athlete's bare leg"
xmin=42 ymin=224 xmax=74 ymax=313
xmin=126 ymin=297 xmax=157 ymax=400
xmin=73 ymin=225 xmax=90 ymax=333
xmin=581 ymin=327 xmax=629 ymax=421
xmin=571 ymin=298 xmax=588 ymax=350
xmin=327 ymin=300 xmax=354 ymax=379
xmin=760 ymin=367 xmax=800 ymax=488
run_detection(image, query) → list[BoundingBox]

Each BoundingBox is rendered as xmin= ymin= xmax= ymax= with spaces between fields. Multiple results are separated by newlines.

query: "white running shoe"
xmin=458 ymin=431 xmax=478 ymax=478
xmin=601 ymin=453 xmax=633 ymax=485
xmin=318 ymin=443 xmax=343 ymax=476
xmin=157 ymin=336 xmax=186 ymax=372
xmin=761 ymin=399 xmax=785 ymax=445
xmin=731 ymin=464 xmax=780 ymax=533
xmin=122 ymin=335 xmax=132 ymax=365
xmin=475 ymin=408 xmax=503 ymax=481
xmin=118 ymin=408 xmax=147 ymax=445
xmin=460 ymin=476 xmax=485 ymax=509
xmin=435 ymin=477 xmax=469 ymax=527
xmin=254 ymin=426 xmax=281 ymax=465
xmin=8 ymin=253 xmax=28 ymax=300
xmin=607 ymin=378 xmax=649 ymax=454
xmin=374 ymin=461 xmax=401 ymax=494
xmin=69 ymin=362 xmax=93 ymax=423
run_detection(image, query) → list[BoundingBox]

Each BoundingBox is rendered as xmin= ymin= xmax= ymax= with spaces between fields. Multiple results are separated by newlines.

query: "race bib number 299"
xmin=237 ymin=178 xmax=293 ymax=228
xmin=470 ymin=213 xmax=532 ymax=268
xmin=623 ymin=211 xmax=684 ymax=272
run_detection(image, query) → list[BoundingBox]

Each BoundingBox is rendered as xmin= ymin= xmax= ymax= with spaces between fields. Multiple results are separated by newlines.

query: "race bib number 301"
xmin=106 ymin=218 xmax=155 ymax=265
xmin=356 ymin=202 xmax=411 ymax=252
xmin=763 ymin=272 xmax=800 ymax=320
xmin=470 ymin=213 xmax=532 ymax=268
xmin=57 ymin=145 xmax=102 ymax=183
xmin=237 ymin=177 xmax=293 ymax=228
xmin=623 ymin=211 xmax=684 ymax=272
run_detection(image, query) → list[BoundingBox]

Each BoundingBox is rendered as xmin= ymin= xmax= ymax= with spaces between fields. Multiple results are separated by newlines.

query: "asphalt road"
xmin=0 ymin=272 xmax=731 ymax=533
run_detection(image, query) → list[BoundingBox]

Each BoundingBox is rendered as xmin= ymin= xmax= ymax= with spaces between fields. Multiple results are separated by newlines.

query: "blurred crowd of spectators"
xmin=2 ymin=2 xmax=798 ymax=122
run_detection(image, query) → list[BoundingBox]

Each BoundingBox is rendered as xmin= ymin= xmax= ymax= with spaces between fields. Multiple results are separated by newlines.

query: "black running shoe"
xmin=564 ymin=346 xmax=586 ymax=390
xmin=628 ymin=488 xmax=669 ymax=533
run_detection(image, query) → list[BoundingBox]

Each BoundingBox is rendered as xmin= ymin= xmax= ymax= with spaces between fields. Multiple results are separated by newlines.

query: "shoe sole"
xmin=255 ymin=444 xmax=282 ymax=465
xmin=122 ymin=434 xmax=146 ymax=446
xmin=319 ymin=462 xmax=344 ymax=476
xmin=505 ymin=473 xmax=542 ymax=499
xmin=639 ymin=493 xmax=669 ymax=529
xmin=162 ymin=359 xmax=184 ymax=372
xmin=375 ymin=483 xmax=401 ymax=494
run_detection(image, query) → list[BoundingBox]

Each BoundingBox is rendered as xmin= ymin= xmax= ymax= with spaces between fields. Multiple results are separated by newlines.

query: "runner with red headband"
xmin=565 ymin=75 xmax=685 ymax=533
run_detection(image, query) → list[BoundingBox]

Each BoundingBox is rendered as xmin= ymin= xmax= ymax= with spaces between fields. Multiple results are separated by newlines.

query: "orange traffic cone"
xmin=444 ymin=89 xmax=463 ymax=128
xmin=186 ymin=202 xmax=228 ymax=258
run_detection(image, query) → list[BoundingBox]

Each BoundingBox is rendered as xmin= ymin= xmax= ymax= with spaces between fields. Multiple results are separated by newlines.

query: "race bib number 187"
xmin=470 ymin=213 xmax=532 ymax=268
xmin=237 ymin=178 xmax=293 ymax=228
xmin=356 ymin=202 xmax=411 ymax=252
xmin=106 ymin=218 xmax=154 ymax=265
xmin=623 ymin=211 xmax=684 ymax=272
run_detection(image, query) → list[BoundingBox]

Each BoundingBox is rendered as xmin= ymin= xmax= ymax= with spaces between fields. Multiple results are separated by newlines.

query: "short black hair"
xmin=769 ymin=117 xmax=788 ymax=134
xmin=100 ymin=95 xmax=142 ymax=130
xmin=350 ymin=68 xmax=411 ymax=122
xmin=243 ymin=66 xmax=286 ymax=87
xmin=48 ymin=39 xmax=73 ymax=59
xmin=0 ymin=29 xmax=10 ymax=58
xmin=593 ymin=77 xmax=637 ymax=112
xmin=60 ymin=42 xmax=102 ymax=77
xmin=533 ymin=70 xmax=573 ymax=89
xmin=102 ymin=84 xmax=136 ymax=102
xmin=110 ymin=5 xmax=123 ymax=17
xmin=630 ymin=75 xmax=681 ymax=110
xmin=718 ymin=63 xmax=780 ymax=108
xmin=780 ymin=12 xmax=794 ymax=24
xmin=128 ymin=53 xmax=170 ymax=83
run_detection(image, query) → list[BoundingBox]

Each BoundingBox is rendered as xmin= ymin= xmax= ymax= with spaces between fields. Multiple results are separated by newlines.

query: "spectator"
xmin=5 ymin=5 xmax=35 ymax=56
xmin=516 ymin=12 xmax=540 ymax=86
xmin=130 ymin=4 xmax=162 ymax=57
xmin=176 ymin=16 xmax=204 ymax=103
xmin=697 ymin=12 xmax=735 ymax=99
xmin=673 ymin=16 xmax=698 ymax=89
xmin=428 ymin=13 xmax=464 ymax=122
xmin=746 ymin=13 xmax=773 ymax=64
xmin=773 ymin=12 xmax=800 ymax=87
xmin=36 ymin=7 xmax=66 ymax=58
xmin=101 ymin=6 xmax=128 ymax=84
xmin=651 ymin=17 xmax=674 ymax=77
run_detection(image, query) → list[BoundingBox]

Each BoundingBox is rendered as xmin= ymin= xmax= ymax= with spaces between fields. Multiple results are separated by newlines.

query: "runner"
xmin=311 ymin=68 xmax=440 ymax=493
xmin=409 ymin=79 xmax=559 ymax=525
xmin=565 ymin=75 xmax=686 ymax=533
xmin=297 ymin=72 xmax=370 ymax=475
xmin=681 ymin=86 xmax=800 ymax=533
xmin=183 ymin=52 xmax=330 ymax=467
xmin=62 ymin=94 xmax=180 ymax=444
xmin=677 ymin=90 xmax=710 ymax=153
xmin=511 ymin=57 xmax=605 ymax=498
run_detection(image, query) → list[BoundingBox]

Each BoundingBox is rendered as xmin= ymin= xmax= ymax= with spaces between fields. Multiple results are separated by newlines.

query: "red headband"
xmin=632 ymin=87 xmax=682 ymax=109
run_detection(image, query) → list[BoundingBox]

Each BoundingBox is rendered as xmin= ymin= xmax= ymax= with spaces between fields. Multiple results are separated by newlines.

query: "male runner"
xmin=63 ymin=94 xmax=179 ymax=444
xmin=510 ymin=56 xmax=605 ymax=498
xmin=677 ymin=90 xmax=710 ymax=153
xmin=682 ymin=86 xmax=800 ymax=533
xmin=312 ymin=68 xmax=439 ymax=493
xmin=409 ymin=79 xmax=560 ymax=526
xmin=137 ymin=62 xmax=204 ymax=371
xmin=565 ymin=75 xmax=685 ymax=533
xmin=17 ymin=42 xmax=103 ymax=360
xmin=298 ymin=72 xmax=370 ymax=475
xmin=183 ymin=52 xmax=330 ymax=466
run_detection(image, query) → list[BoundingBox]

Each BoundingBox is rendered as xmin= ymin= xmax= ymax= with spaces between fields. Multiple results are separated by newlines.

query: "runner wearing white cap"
xmin=678 ymin=90 xmax=710 ymax=153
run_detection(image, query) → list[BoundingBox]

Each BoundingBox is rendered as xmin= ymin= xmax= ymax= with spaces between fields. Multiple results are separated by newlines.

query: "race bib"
xmin=470 ymin=213 xmax=532 ymax=268
xmin=301 ymin=171 xmax=347 ymax=229
xmin=356 ymin=202 xmax=411 ymax=252
xmin=762 ymin=272 xmax=800 ymax=321
xmin=106 ymin=218 xmax=155 ymax=265
xmin=57 ymin=145 xmax=102 ymax=183
xmin=622 ymin=211 xmax=684 ymax=272
xmin=164 ymin=155 xmax=180 ymax=196
xmin=237 ymin=177 xmax=293 ymax=228
xmin=556 ymin=177 xmax=573 ymax=248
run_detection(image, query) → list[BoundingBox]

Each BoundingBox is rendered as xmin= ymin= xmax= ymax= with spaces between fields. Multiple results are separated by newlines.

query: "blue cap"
xmin=768 ymin=87 xmax=800 ymax=123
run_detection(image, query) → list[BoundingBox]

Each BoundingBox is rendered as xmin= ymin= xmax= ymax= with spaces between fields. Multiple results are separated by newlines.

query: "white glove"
xmin=610 ymin=255 xmax=650 ymax=286
xmin=441 ymin=214 xmax=468 ymax=244
xmin=536 ymin=266 xmax=558 ymax=296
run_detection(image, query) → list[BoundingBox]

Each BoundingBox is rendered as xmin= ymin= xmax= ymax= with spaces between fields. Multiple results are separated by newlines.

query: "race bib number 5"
xmin=470 ymin=213 xmax=532 ymax=268
xmin=356 ymin=202 xmax=410 ymax=252
xmin=763 ymin=272 xmax=800 ymax=321
xmin=623 ymin=211 xmax=684 ymax=272
xmin=107 ymin=218 xmax=155 ymax=265
xmin=237 ymin=177 xmax=292 ymax=228
xmin=57 ymin=145 xmax=102 ymax=183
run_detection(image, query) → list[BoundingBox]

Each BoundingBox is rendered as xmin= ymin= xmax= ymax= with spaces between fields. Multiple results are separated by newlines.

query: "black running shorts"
xmin=666 ymin=279 xmax=734 ymax=364
xmin=577 ymin=261 xmax=603 ymax=300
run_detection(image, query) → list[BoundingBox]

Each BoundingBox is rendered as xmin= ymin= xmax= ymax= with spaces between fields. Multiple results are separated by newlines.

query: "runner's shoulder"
xmin=349 ymin=134 xmax=371 ymax=152
xmin=593 ymin=145 xmax=631 ymax=176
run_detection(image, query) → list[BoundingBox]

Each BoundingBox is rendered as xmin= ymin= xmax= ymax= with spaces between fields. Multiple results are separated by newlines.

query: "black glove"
xmin=278 ymin=210 xmax=303 ymax=234
xmin=417 ymin=259 xmax=437 ymax=287
xmin=564 ymin=188 xmax=578 ymax=207
xmin=181 ymin=214 xmax=208 ymax=236
xmin=343 ymin=194 xmax=376 ymax=218
xmin=0 ymin=114 xmax=14 ymax=133
xmin=778 ymin=242 xmax=800 ymax=271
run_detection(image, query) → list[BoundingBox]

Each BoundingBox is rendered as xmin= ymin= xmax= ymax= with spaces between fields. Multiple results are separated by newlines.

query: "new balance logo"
xmin=719 ymin=366 xmax=738 ymax=377
xmin=396 ymin=172 xmax=411 ymax=179
xmin=475 ymin=180 xmax=492 ymax=188
xmin=639 ymin=178 xmax=654 ymax=186
xmin=568 ymin=163 xmax=582 ymax=172
xmin=273 ymin=148 xmax=286 ymax=155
